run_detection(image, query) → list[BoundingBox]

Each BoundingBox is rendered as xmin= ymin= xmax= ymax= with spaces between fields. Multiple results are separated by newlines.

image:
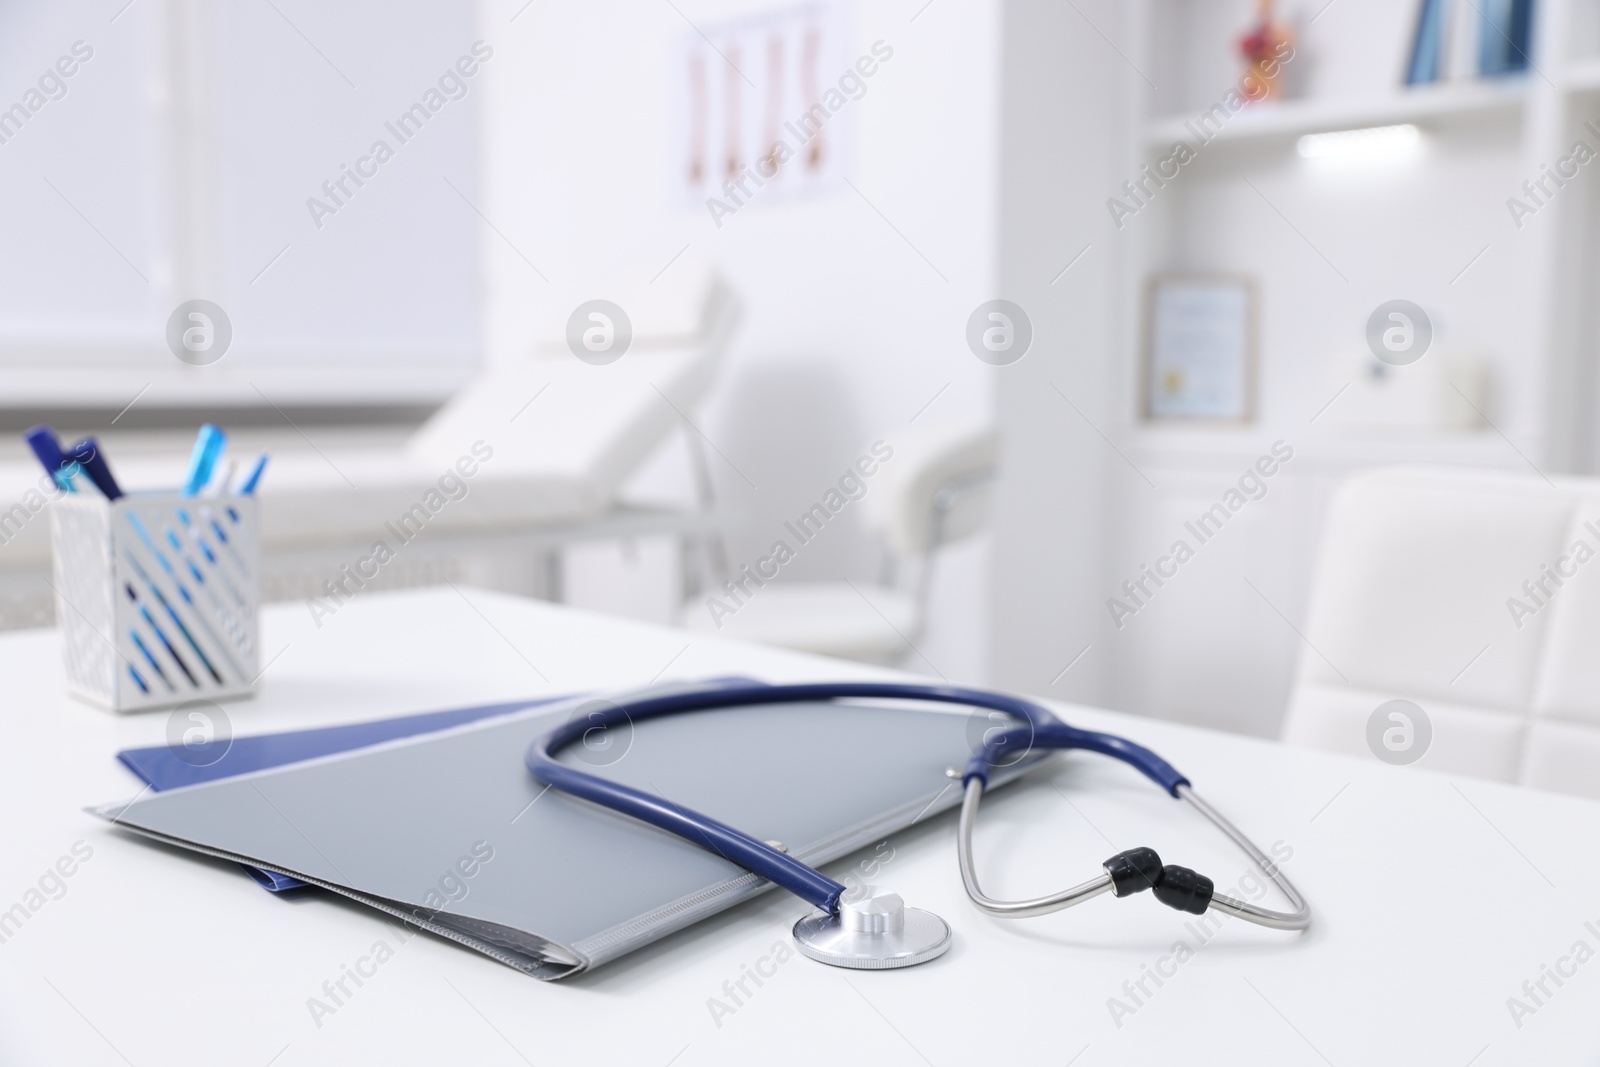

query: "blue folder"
xmin=117 ymin=696 xmax=568 ymax=890
xmin=114 ymin=678 xmax=759 ymax=891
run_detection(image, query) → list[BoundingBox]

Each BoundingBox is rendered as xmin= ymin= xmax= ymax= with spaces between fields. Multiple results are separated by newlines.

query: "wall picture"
xmin=1142 ymin=275 xmax=1258 ymax=422
xmin=677 ymin=2 xmax=852 ymax=216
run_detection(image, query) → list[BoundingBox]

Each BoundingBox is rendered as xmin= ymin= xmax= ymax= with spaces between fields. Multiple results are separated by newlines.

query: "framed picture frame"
xmin=1140 ymin=274 xmax=1258 ymax=423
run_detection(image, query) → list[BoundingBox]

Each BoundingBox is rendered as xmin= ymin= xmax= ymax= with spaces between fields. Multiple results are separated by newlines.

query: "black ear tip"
xmin=1103 ymin=846 xmax=1164 ymax=897
xmin=1151 ymin=865 xmax=1214 ymax=915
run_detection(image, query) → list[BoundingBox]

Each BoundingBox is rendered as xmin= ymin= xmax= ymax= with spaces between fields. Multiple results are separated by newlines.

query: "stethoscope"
xmin=525 ymin=681 xmax=1310 ymax=970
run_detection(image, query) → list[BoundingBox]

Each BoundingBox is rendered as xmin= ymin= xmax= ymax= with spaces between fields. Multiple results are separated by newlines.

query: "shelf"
xmin=1128 ymin=424 xmax=1524 ymax=475
xmin=1143 ymin=80 xmax=1526 ymax=149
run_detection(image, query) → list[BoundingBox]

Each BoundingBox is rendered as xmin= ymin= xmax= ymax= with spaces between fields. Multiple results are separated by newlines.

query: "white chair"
xmin=680 ymin=421 xmax=997 ymax=664
xmin=1281 ymin=466 xmax=1600 ymax=799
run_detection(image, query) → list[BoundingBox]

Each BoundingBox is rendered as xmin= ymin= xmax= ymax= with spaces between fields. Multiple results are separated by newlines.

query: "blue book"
xmin=1406 ymin=0 xmax=1448 ymax=85
xmin=1479 ymin=0 xmax=1534 ymax=77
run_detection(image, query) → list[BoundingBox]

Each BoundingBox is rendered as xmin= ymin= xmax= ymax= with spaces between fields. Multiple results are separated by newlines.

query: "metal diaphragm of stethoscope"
xmin=525 ymin=681 xmax=1310 ymax=970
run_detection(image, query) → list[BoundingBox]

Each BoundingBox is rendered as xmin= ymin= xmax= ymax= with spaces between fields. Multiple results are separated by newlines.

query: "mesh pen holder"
xmin=50 ymin=491 xmax=261 ymax=712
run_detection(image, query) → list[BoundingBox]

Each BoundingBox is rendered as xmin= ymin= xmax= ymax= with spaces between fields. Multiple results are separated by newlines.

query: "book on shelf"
xmin=1405 ymin=0 xmax=1448 ymax=85
xmin=1405 ymin=0 xmax=1533 ymax=86
xmin=1477 ymin=0 xmax=1533 ymax=77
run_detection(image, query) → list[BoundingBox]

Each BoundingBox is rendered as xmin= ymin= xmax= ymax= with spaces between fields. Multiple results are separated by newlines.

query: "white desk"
xmin=0 ymin=587 xmax=1595 ymax=1065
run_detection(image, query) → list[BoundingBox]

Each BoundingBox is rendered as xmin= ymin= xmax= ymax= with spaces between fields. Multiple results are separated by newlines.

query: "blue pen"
xmin=22 ymin=426 xmax=79 ymax=492
xmin=133 ymin=513 xmax=242 ymax=623
xmin=125 ymin=571 xmax=216 ymax=685
xmin=177 ymin=508 xmax=249 ymax=605
xmin=168 ymin=515 xmax=250 ymax=616
xmin=182 ymin=424 xmax=226 ymax=496
xmin=168 ymin=523 xmax=216 ymax=566
xmin=238 ymin=452 xmax=269 ymax=495
xmin=128 ymin=628 xmax=175 ymax=691
xmin=120 ymin=536 xmax=235 ymax=683
xmin=125 ymin=583 xmax=198 ymax=687
xmin=68 ymin=437 xmax=123 ymax=500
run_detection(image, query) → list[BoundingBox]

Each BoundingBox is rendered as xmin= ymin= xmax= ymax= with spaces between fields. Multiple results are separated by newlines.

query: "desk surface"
xmin=1 ymin=587 xmax=1595 ymax=1066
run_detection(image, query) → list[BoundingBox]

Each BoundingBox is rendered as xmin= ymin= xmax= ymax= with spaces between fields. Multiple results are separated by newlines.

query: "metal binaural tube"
xmin=957 ymin=779 xmax=1114 ymax=918
xmin=1178 ymin=785 xmax=1311 ymax=931
xmin=957 ymin=778 xmax=1311 ymax=932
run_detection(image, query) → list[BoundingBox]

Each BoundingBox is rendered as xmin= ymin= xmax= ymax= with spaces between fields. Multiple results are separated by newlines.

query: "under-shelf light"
xmin=1296 ymin=123 xmax=1421 ymax=160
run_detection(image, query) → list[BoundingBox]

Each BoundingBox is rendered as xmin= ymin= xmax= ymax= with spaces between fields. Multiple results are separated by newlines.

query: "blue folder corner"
xmin=117 ymin=696 xmax=567 ymax=891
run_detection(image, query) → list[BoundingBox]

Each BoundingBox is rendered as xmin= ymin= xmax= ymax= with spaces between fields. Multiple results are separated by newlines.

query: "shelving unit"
xmin=1093 ymin=0 xmax=1600 ymax=733
xmin=1119 ymin=0 xmax=1600 ymax=470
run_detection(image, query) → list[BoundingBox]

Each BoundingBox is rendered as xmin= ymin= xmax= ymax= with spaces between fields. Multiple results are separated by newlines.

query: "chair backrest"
xmin=531 ymin=268 xmax=743 ymax=357
xmin=863 ymin=420 xmax=998 ymax=557
xmin=1281 ymin=466 xmax=1600 ymax=799
xmin=406 ymin=275 xmax=741 ymax=504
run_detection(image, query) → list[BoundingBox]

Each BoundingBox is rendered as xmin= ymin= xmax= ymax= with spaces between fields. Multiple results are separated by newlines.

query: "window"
xmin=0 ymin=0 xmax=482 ymax=406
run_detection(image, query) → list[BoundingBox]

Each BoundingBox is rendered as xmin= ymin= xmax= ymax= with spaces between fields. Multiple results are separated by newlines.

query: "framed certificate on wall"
xmin=1141 ymin=275 xmax=1258 ymax=422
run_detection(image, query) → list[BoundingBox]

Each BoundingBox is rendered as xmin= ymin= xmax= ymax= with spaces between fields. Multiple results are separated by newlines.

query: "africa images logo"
xmin=166 ymin=300 xmax=232 ymax=366
xmin=965 ymin=300 xmax=1032 ymax=366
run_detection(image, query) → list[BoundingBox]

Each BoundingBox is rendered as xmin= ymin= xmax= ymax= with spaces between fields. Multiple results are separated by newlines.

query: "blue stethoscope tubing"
xmin=523 ymin=681 xmax=1193 ymax=914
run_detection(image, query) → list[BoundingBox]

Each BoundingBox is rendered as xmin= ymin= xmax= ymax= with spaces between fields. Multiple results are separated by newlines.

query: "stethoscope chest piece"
xmin=791 ymin=885 xmax=951 ymax=970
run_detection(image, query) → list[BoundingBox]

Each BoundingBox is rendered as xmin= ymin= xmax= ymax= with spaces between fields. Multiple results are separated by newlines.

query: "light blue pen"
xmin=128 ymin=629 xmax=175 ymax=691
xmin=229 ymin=452 xmax=268 ymax=524
xmin=182 ymin=424 xmax=227 ymax=496
xmin=238 ymin=453 xmax=268 ymax=494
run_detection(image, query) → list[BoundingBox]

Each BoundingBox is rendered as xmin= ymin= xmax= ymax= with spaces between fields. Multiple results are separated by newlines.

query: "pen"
xmin=238 ymin=452 xmax=269 ymax=495
xmin=204 ymin=458 xmax=238 ymax=498
xmin=22 ymin=425 xmax=79 ymax=492
xmin=229 ymin=452 xmax=267 ymax=523
xmin=180 ymin=506 xmax=251 ymax=602
xmin=124 ymin=582 xmax=198 ymax=687
xmin=67 ymin=436 xmax=123 ymax=500
xmin=182 ymin=424 xmax=226 ymax=496
xmin=168 ymin=515 xmax=251 ymax=617
xmin=168 ymin=522 xmax=216 ymax=567
xmin=121 ymin=525 xmax=239 ymax=682
xmin=124 ymin=564 xmax=220 ymax=685
xmin=128 ymin=628 xmax=176 ymax=691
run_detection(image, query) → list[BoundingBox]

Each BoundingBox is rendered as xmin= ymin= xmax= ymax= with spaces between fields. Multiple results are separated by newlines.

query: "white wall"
xmin=479 ymin=0 xmax=1004 ymax=681
xmin=988 ymin=0 xmax=1126 ymax=707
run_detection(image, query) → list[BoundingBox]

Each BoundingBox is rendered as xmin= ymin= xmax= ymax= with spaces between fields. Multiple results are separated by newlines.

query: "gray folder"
xmin=94 ymin=689 xmax=1046 ymax=979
